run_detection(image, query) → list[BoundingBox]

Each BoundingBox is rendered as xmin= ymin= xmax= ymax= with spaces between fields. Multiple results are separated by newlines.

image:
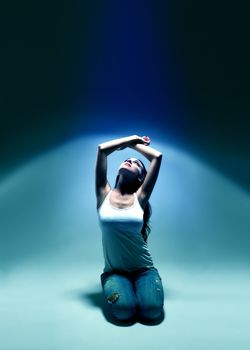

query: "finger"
xmin=142 ymin=136 xmax=151 ymax=144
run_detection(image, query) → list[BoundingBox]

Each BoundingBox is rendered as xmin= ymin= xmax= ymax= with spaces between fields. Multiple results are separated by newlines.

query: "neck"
xmin=115 ymin=176 xmax=135 ymax=195
xmin=114 ymin=184 xmax=133 ymax=195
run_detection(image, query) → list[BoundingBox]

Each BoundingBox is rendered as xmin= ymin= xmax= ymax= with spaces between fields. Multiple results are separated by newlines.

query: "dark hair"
xmin=138 ymin=159 xmax=152 ymax=242
xmin=141 ymin=201 xmax=152 ymax=242
xmin=115 ymin=158 xmax=152 ymax=242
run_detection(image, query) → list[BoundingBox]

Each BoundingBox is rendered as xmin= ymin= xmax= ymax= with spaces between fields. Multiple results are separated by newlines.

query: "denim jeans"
xmin=101 ymin=267 xmax=164 ymax=322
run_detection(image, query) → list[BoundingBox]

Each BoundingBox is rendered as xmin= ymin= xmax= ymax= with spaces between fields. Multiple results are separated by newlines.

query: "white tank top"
xmin=97 ymin=190 xmax=154 ymax=272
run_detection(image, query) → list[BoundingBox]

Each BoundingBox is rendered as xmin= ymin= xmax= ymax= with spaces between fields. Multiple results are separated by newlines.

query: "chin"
xmin=119 ymin=168 xmax=136 ymax=180
xmin=119 ymin=167 xmax=131 ymax=175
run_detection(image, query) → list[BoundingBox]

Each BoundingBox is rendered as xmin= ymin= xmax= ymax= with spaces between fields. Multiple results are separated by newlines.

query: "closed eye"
xmin=134 ymin=160 xmax=141 ymax=167
xmin=125 ymin=159 xmax=141 ymax=168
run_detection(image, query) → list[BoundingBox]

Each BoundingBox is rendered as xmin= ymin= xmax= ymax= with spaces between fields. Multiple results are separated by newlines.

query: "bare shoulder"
xmin=96 ymin=183 xmax=111 ymax=209
xmin=136 ymin=187 xmax=147 ymax=210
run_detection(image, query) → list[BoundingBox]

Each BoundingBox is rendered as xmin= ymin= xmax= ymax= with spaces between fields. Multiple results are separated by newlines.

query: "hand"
xmin=117 ymin=135 xmax=150 ymax=151
xmin=135 ymin=135 xmax=150 ymax=146
xmin=141 ymin=136 xmax=150 ymax=146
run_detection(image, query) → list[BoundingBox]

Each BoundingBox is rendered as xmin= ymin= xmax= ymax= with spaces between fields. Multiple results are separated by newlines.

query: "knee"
xmin=108 ymin=297 xmax=137 ymax=321
xmin=138 ymin=302 xmax=164 ymax=322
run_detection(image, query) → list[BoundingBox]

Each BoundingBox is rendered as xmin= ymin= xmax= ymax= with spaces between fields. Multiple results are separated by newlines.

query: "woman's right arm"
xmin=95 ymin=135 xmax=147 ymax=207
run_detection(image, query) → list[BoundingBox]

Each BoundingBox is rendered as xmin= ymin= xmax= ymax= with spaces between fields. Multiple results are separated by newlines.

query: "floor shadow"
xmin=82 ymin=290 xmax=104 ymax=308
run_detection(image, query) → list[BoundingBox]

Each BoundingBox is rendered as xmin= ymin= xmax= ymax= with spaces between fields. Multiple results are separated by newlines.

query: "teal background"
xmin=1 ymin=1 xmax=250 ymax=190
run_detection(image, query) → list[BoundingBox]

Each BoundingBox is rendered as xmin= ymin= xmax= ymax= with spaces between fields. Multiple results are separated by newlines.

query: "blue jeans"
xmin=101 ymin=267 xmax=164 ymax=322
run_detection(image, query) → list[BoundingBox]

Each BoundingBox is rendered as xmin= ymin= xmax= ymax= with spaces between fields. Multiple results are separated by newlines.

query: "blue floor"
xmin=1 ymin=258 xmax=249 ymax=350
xmin=1 ymin=136 xmax=249 ymax=349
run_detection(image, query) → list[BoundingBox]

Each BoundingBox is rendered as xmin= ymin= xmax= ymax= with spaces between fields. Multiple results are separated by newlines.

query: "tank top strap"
xmin=104 ymin=190 xmax=112 ymax=204
xmin=133 ymin=192 xmax=144 ymax=211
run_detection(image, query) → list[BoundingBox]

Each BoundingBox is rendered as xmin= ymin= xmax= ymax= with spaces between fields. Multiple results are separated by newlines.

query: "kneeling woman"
xmin=95 ymin=135 xmax=164 ymax=323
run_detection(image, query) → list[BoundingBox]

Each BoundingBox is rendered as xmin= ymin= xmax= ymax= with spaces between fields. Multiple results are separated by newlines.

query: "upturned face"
xmin=118 ymin=158 xmax=144 ymax=181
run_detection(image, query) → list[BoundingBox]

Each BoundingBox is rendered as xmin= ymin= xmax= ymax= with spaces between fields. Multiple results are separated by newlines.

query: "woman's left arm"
xmin=129 ymin=143 xmax=163 ymax=206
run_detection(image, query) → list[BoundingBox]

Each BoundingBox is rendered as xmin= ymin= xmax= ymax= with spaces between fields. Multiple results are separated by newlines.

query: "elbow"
xmin=154 ymin=152 xmax=163 ymax=164
xmin=98 ymin=144 xmax=105 ymax=152
xmin=98 ymin=144 xmax=108 ymax=156
xmin=151 ymin=152 xmax=162 ymax=163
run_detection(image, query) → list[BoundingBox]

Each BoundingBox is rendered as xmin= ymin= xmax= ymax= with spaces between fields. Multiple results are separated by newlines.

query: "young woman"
xmin=95 ymin=135 xmax=164 ymax=324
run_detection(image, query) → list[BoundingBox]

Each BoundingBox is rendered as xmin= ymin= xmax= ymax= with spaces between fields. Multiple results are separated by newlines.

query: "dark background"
xmin=1 ymin=1 xmax=249 ymax=191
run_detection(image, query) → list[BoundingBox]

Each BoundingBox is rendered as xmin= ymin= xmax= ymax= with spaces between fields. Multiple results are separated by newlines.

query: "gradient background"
xmin=1 ymin=1 xmax=250 ymax=349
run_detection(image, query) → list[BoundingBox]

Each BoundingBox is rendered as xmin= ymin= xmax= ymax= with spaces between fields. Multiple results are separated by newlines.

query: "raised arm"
xmin=129 ymin=142 xmax=163 ymax=207
xmin=95 ymin=135 xmax=147 ymax=208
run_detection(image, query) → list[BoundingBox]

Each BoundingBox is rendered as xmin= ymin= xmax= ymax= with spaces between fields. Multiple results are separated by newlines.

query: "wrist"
xmin=129 ymin=135 xmax=141 ymax=144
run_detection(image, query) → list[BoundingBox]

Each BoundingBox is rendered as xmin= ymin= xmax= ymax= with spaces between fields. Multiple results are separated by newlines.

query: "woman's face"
xmin=119 ymin=158 xmax=144 ymax=180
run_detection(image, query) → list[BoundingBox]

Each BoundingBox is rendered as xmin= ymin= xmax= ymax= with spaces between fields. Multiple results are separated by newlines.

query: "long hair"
xmin=141 ymin=201 xmax=152 ymax=243
xmin=115 ymin=159 xmax=152 ymax=242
